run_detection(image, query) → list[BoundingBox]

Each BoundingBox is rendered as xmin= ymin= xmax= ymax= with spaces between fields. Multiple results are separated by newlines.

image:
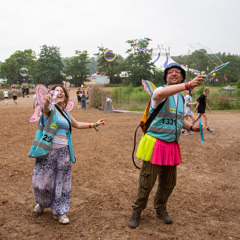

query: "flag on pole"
xmin=224 ymin=74 xmax=227 ymax=83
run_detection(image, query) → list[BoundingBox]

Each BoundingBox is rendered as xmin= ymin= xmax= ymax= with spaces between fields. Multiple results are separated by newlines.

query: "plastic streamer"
xmin=199 ymin=118 xmax=204 ymax=144
xmin=142 ymin=79 xmax=157 ymax=96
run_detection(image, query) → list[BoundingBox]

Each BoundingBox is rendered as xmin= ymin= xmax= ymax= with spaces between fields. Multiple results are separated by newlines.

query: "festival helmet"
xmin=163 ymin=62 xmax=186 ymax=83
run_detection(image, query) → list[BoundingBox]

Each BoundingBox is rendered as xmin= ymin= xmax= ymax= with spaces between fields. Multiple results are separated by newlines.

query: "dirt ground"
xmin=0 ymin=89 xmax=240 ymax=240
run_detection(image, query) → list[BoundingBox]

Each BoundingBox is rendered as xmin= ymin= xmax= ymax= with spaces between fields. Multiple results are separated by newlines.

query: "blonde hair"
xmin=204 ymin=87 xmax=210 ymax=93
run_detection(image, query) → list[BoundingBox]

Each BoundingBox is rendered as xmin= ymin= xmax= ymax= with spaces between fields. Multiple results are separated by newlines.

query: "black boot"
xmin=156 ymin=210 xmax=172 ymax=224
xmin=128 ymin=211 xmax=141 ymax=228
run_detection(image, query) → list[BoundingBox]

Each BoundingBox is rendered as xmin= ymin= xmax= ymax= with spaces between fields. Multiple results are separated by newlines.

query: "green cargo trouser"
xmin=132 ymin=161 xmax=177 ymax=212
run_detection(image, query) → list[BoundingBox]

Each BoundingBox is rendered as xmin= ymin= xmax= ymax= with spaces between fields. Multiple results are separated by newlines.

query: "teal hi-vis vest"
xmin=28 ymin=106 xmax=76 ymax=163
xmin=146 ymin=93 xmax=184 ymax=142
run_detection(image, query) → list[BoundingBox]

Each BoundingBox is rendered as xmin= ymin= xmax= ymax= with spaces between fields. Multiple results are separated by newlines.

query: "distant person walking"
xmin=12 ymin=88 xmax=18 ymax=105
xmin=3 ymin=89 xmax=9 ymax=105
xmin=182 ymin=89 xmax=197 ymax=135
xmin=192 ymin=87 xmax=213 ymax=132
xmin=86 ymin=91 xmax=89 ymax=104
xmin=25 ymin=87 xmax=30 ymax=98
xmin=80 ymin=90 xmax=86 ymax=109
xmin=76 ymin=88 xmax=82 ymax=109
xmin=22 ymin=86 xmax=25 ymax=98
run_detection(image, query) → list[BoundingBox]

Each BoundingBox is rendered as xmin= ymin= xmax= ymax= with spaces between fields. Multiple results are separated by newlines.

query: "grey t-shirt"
xmin=12 ymin=89 xmax=17 ymax=96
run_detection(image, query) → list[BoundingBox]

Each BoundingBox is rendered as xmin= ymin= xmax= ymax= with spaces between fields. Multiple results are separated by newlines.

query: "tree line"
xmin=0 ymin=39 xmax=239 ymax=87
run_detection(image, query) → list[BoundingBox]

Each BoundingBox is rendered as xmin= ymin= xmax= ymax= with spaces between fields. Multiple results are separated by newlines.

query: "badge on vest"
xmin=51 ymin=124 xmax=58 ymax=130
xmin=170 ymin=108 xmax=176 ymax=113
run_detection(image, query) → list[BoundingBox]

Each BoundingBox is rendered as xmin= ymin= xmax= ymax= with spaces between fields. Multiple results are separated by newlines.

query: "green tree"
xmin=32 ymin=45 xmax=63 ymax=86
xmin=0 ymin=62 xmax=2 ymax=77
xmin=172 ymin=51 xmax=240 ymax=83
xmin=152 ymin=70 xmax=164 ymax=86
xmin=64 ymin=50 xmax=90 ymax=86
xmin=216 ymin=53 xmax=240 ymax=83
xmin=0 ymin=49 xmax=36 ymax=85
xmin=87 ymin=57 xmax=98 ymax=75
xmin=185 ymin=70 xmax=197 ymax=81
xmin=125 ymin=38 xmax=155 ymax=86
xmin=184 ymin=49 xmax=212 ymax=74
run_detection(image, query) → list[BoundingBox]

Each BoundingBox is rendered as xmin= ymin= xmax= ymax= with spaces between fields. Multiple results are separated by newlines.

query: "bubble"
xmin=138 ymin=39 xmax=148 ymax=51
xmin=188 ymin=42 xmax=223 ymax=66
xmin=48 ymin=90 xmax=60 ymax=104
xmin=20 ymin=67 xmax=28 ymax=77
xmin=104 ymin=49 xmax=116 ymax=62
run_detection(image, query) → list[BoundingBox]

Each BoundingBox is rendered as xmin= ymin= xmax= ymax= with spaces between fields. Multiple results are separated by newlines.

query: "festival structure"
xmin=152 ymin=44 xmax=200 ymax=75
xmin=152 ymin=45 xmax=176 ymax=70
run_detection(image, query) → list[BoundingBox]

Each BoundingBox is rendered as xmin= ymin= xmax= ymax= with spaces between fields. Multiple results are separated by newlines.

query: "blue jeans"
xmin=81 ymin=100 xmax=86 ymax=109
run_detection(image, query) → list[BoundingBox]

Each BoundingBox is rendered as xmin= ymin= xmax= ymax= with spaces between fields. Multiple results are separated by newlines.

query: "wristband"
xmin=89 ymin=123 xmax=92 ymax=128
xmin=186 ymin=82 xmax=190 ymax=90
xmin=185 ymin=83 xmax=189 ymax=90
xmin=190 ymin=125 xmax=193 ymax=131
xmin=93 ymin=122 xmax=98 ymax=131
xmin=189 ymin=81 xmax=192 ymax=89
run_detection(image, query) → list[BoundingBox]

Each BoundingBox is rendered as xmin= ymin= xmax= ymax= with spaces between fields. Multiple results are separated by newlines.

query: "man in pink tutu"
xmin=129 ymin=63 xmax=205 ymax=229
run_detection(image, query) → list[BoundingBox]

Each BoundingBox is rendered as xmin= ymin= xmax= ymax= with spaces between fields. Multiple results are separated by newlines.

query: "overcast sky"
xmin=0 ymin=0 xmax=239 ymax=62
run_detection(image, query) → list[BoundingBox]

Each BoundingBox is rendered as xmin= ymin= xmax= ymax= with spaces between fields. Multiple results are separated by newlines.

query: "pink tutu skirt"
xmin=151 ymin=138 xmax=182 ymax=166
xmin=136 ymin=134 xmax=182 ymax=166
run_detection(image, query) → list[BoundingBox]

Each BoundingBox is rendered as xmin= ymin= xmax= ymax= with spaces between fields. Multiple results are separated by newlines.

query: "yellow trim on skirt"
xmin=136 ymin=134 xmax=157 ymax=161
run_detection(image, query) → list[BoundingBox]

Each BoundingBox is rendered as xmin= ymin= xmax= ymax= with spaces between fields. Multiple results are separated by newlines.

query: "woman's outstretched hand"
xmin=96 ymin=118 xmax=107 ymax=126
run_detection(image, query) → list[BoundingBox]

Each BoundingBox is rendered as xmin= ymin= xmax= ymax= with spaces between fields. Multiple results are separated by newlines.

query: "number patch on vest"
xmin=162 ymin=118 xmax=177 ymax=125
xmin=42 ymin=134 xmax=53 ymax=143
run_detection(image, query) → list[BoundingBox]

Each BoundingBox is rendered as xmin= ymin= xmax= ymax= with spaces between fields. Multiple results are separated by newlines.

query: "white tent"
xmin=222 ymin=85 xmax=236 ymax=91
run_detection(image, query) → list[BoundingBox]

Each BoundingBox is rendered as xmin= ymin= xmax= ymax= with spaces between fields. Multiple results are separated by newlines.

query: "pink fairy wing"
xmin=36 ymin=84 xmax=48 ymax=106
xmin=29 ymin=105 xmax=42 ymax=123
xmin=65 ymin=100 xmax=75 ymax=112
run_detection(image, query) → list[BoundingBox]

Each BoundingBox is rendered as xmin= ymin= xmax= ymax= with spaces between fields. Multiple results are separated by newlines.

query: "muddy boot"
xmin=128 ymin=210 xmax=141 ymax=229
xmin=156 ymin=210 xmax=172 ymax=224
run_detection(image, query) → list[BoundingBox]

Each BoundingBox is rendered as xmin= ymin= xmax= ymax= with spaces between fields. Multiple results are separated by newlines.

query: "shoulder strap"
xmin=180 ymin=93 xmax=185 ymax=103
xmin=144 ymin=97 xmax=168 ymax=133
xmin=131 ymin=97 xmax=168 ymax=170
xmin=55 ymin=105 xmax=72 ymax=133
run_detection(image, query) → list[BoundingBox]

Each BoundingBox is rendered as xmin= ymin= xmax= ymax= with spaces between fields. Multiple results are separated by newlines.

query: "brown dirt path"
xmin=0 ymin=90 xmax=240 ymax=240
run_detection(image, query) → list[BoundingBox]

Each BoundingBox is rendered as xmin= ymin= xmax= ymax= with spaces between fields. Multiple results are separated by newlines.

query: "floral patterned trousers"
xmin=32 ymin=146 xmax=72 ymax=215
